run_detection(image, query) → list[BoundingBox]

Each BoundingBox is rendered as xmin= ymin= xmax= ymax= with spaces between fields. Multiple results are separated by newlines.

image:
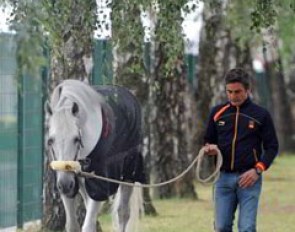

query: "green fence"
xmin=0 ymin=33 xmax=18 ymax=229
xmin=0 ymin=33 xmax=45 ymax=230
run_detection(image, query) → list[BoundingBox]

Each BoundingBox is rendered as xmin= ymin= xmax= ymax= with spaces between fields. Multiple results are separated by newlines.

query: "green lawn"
xmin=20 ymin=155 xmax=295 ymax=232
xmin=98 ymin=154 xmax=295 ymax=232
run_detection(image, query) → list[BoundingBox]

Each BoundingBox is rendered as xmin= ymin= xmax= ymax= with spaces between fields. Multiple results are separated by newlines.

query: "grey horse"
xmin=46 ymin=79 xmax=145 ymax=232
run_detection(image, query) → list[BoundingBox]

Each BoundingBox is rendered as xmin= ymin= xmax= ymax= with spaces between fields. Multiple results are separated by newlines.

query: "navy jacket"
xmin=204 ymin=98 xmax=279 ymax=173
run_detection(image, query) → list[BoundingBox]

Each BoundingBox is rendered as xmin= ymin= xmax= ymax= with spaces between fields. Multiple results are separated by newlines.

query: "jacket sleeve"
xmin=259 ymin=111 xmax=279 ymax=170
xmin=204 ymin=107 xmax=218 ymax=145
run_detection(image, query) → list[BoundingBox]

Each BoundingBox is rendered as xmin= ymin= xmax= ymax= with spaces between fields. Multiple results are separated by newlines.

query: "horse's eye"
xmin=47 ymin=138 xmax=54 ymax=146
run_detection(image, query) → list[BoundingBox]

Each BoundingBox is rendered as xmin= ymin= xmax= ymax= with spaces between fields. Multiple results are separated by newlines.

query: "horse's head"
xmin=46 ymin=100 xmax=83 ymax=197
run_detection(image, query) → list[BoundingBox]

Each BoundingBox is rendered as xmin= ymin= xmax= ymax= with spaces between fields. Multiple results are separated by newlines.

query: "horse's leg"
xmin=113 ymin=184 xmax=143 ymax=232
xmin=115 ymin=185 xmax=132 ymax=232
xmin=61 ymin=195 xmax=80 ymax=232
xmin=79 ymin=179 xmax=102 ymax=232
xmin=81 ymin=197 xmax=102 ymax=232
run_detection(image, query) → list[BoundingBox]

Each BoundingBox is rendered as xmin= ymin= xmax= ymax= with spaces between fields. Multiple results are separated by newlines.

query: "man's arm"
xmin=239 ymin=110 xmax=279 ymax=188
xmin=258 ymin=110 xmax=279 ymax=171
xmin=204 ymin=108 xmax=218 ymax=145
xmin=203 ymin=108 xmax=219 ymax=155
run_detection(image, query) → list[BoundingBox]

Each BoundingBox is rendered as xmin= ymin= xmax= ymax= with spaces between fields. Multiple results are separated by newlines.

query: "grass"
xmin=99 ymin=154 xmax=295 ymax=232
xmin=19 ymin=155 xmax=295 ymax=232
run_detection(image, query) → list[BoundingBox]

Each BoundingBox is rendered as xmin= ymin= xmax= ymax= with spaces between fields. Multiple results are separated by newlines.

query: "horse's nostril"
xmin=57 ymin=182 xmax=63 ymax=191
xmin=69 ymin=181 xmax=74 ymax=189
xmin=57 ymin=179 xmax=75 ymax=194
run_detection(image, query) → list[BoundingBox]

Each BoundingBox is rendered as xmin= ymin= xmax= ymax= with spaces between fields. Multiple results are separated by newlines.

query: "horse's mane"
xmin=50 ymin=79 xmax=105 ymax=111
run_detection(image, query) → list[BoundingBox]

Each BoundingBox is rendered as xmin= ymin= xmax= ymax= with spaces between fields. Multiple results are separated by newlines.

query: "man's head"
xmin=224 ymin=68 xmax=251 ymax=106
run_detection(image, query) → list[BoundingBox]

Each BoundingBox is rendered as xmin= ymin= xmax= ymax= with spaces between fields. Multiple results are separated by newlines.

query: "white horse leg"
xmin=81 ymin=197 xmax=102 ymax=232
xmin=79 ymin=178 xmax=102 ymax=232
xmin=113 ymin=184 xmax=143 ymax=232
xmin=61 ymin=195 xmax=80 ymax=232
xmin=112 ymin=185 xmax=132 ymax=232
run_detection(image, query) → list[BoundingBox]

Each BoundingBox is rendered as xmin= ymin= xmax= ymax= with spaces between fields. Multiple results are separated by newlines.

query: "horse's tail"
xmin=112 ymin=183 xmax=144 ymax=232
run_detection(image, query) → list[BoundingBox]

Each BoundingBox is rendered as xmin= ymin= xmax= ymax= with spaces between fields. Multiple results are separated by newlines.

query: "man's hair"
xmin=224 ymin=68 xmax=251 ymax=90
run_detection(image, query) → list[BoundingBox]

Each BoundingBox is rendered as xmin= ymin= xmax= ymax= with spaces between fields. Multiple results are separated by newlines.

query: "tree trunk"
xmin=262 ymin=27 xmax=294 ymax=152
xmin=151 ymin=44 xmax=197 ymax=199
xmin=43 ymin=166 xmax=66 ymax=230
xmin=264 ymin=58 xmax=294 ymax=151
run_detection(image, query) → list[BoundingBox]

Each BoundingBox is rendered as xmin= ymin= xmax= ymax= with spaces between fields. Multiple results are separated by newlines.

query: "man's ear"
xmin=247 ymin=88 xmax=252 ymax=97
xmin=45 ymin=100 xmax=52 ymax=115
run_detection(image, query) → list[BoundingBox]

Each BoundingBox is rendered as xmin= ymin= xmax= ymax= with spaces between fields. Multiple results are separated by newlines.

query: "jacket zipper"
xmin=253 ymin=148 xmax=258 ymax=162
xmin=231 ymin=106 xmax=239 ymax=170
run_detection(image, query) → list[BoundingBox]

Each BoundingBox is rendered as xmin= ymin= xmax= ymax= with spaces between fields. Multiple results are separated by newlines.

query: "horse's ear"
xmin=72 ymin=102 xmax=79 ymax=116
xmin=45 ymin=100 xmax=52 ymax=116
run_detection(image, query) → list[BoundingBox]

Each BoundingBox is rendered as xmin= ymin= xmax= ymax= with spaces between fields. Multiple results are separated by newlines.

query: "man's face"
xmin=226 ymin=82 xmax=249 ymax=106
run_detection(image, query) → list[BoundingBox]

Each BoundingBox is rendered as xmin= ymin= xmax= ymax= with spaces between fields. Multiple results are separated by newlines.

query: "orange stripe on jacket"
xmin=213 ymin=104 xmax=230 ymax=122
xmin=255 ymin=162 xmax=266 ymax=171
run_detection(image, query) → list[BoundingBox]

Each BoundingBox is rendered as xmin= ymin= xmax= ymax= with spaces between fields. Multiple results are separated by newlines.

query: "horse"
xmin=45 ymin=79 xmax=145 ymax=232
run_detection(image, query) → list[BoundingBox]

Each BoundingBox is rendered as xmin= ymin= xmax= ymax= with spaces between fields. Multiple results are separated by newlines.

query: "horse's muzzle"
xmin=57 ymin=173 xmax=79 ymax=198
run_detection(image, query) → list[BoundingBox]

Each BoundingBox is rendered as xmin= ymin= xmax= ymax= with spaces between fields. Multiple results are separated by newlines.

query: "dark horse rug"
xmin=78 ymin=85 xmax=145 ymax=201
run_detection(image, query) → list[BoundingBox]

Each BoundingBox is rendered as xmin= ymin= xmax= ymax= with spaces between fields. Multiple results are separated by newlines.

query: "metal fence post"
xmin=17 ymin=74 xmax=24 ymax=229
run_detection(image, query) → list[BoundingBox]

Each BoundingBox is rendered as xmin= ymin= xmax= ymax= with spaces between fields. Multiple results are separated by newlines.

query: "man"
xmin=203 ymin=68 xmax=279 ymax=232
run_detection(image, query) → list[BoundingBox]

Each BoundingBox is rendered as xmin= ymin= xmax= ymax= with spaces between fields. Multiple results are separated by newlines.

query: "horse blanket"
xmin=79 ymin=85 xmax=145 ymax=201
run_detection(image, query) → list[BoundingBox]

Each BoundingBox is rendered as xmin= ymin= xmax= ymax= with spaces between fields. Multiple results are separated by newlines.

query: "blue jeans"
xmin=214 ymin=171 xmax=262 ymax=232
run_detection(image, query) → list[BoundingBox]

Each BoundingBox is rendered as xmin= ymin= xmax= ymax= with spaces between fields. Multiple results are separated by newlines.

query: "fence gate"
xmin=0 ymin=33 xmax=45 ymax=230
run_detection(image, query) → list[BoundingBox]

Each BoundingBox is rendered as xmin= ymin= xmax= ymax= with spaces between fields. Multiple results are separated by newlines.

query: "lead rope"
xmin=50 ymin=147 xmax=223 ymax=188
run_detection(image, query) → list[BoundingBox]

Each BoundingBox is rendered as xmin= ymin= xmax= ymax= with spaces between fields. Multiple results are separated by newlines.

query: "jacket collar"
xmin=229 ymin=97 xmax=251 ymax=108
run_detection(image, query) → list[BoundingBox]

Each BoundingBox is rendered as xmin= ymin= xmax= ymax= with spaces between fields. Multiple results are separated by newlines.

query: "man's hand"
xmin=203 ymin=144 xmax=218 ymax=156
xmin=239 ymin=168 xmax=259 ymax=188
